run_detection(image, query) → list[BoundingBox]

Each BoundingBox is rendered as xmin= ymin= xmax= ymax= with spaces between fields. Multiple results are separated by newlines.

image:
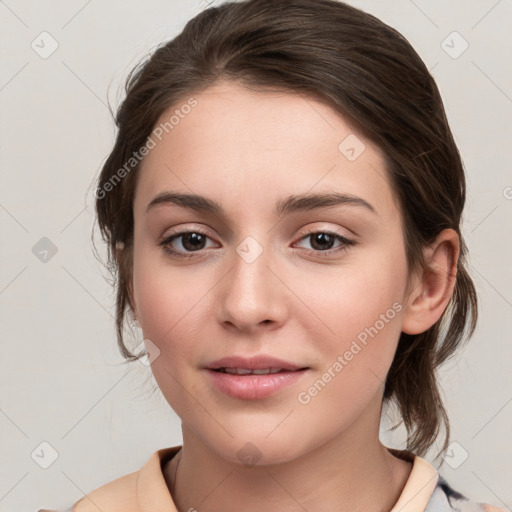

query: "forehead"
xmin=133 ymin=81 xmax=397 ymax=222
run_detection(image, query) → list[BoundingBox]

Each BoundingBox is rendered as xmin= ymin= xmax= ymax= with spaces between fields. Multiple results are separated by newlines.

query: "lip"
xmin=205 ymin=368 xmax=308 ymax=400
xmin=204 ymin=354 xmax=309 ymax=400
xmin=206 ymin=354 xmax=306 ymax=371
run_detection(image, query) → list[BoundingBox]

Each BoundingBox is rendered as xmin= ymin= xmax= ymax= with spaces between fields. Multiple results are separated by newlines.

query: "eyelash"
xmin=159 ymin=229 xmax=356 ymax=260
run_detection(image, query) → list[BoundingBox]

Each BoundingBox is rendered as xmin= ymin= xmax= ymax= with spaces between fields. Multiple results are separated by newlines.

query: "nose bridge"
xmin=219 ymin=233 xmax=286 ymax=329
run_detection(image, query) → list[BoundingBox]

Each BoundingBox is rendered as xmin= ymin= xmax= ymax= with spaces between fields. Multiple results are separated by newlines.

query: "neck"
xmin=164 ymin=398 xmax=412 ymax=512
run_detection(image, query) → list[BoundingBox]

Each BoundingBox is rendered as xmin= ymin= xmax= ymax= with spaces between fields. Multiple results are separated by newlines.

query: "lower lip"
xmin=205 ymin=369 xmax=308 ymax=400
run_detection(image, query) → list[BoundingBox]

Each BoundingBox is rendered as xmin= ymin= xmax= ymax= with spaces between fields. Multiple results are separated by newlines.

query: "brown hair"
xmin=93 ymin=0 xmax=478 ymax=461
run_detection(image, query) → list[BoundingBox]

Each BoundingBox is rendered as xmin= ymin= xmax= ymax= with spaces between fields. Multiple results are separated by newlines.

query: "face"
xmin=130 ymin=81 xmax=411 ymax=464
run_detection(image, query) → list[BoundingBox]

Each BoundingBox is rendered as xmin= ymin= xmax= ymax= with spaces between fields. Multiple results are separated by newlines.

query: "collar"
xmin=388 ymin=448 xmax=439 ymax=512
xmin=136 ymin=445 xmax=181 ymax=512
xmin=134 ymin=445 xmax=438 ymax=512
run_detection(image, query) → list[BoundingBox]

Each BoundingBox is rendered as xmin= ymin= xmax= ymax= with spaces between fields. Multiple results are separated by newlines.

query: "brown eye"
xmin=295 ymin=230 xmax=356 ymax=257
xmin=309 ymin=232 xmax=336 ymax=251
xmin=177 ymin=232 xmax=207 ymax=251
xmin=160 ymin=230 xmax=216 ymax=258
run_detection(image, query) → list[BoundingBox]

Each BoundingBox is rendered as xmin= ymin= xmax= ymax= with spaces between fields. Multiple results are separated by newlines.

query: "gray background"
xmin=1 ymin=0 xmax=511 ymax=510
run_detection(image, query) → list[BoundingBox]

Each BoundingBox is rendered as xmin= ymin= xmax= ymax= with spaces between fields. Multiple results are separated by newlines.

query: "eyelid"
xmin=161 ymin=222 xmax=354 ymax=241
xmin=162 ymin=224 xmax=211 ymax=237
xmin=295 ymin=222 xmax=355 ymax=239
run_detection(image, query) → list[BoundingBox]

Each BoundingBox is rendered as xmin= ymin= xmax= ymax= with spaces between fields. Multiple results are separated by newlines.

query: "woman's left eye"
xmin=294 ymin=231 xmax=355 ymax=257
xmin=159 ymin=230 xmax=355 ymax=259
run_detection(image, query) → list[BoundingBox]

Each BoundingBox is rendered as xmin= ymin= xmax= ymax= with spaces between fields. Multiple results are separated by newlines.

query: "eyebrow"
xmin=145 ymin=191 xmax=378 ymax=217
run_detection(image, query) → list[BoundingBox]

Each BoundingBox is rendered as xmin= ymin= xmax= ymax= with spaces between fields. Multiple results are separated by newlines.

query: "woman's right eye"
xmin=159 ymin=230 xmax=217 ymax=259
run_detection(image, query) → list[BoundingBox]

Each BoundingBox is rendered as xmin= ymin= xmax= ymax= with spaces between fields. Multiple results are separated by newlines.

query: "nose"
xmin=217 ymin=239 xmax=289 ymax=334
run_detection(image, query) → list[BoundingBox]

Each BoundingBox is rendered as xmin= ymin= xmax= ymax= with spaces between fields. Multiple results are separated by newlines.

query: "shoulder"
xmin=426 ymin=474 xmax=507 ymax=512
xmin=35 ymin=472 xmax=137 ymax=512
xmin=37 ymin=445 xmax=181 ymax=512
xmin=70 ymin=470 xmax=139 ymax=512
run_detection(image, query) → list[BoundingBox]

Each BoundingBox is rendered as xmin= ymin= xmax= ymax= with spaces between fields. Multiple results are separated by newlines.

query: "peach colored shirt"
xmin=42 ymin=445 xmax=503 ymax=512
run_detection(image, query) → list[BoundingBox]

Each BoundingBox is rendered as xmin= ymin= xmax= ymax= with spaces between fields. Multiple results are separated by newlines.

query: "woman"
xmin=39 ymin=0 xmax=506 ymax=510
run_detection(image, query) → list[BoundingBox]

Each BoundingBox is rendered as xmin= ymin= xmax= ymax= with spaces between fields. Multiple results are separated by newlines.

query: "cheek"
xmin=132 ymin=248 xmax=189 ymax=350
xmin=295 ymin=240 xmax=408 ymax=389
xmin=132 ymin=256 xmax=207 ymax=415
xmin=300 ymin=244 xmax=406 ymax=336
xmin=291 ymin=278 xmax=405 ymax=437
xmin=132 ymin=248 xmax=216 ymax=368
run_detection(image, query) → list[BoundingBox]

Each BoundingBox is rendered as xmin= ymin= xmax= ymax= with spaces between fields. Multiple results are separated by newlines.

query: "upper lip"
xmin=206 ymin=355 xmax=307 ymax=371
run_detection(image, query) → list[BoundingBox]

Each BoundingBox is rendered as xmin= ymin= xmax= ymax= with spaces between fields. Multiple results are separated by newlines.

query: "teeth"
xmin=220 ymin=367 xmax=284 ymax=375
xmin=252 ymin=368 xmax=271 ymax=374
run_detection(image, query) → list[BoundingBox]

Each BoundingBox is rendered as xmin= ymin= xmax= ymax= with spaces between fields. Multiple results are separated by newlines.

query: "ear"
xmin=401 ymin=228 xmax=459 ymax=335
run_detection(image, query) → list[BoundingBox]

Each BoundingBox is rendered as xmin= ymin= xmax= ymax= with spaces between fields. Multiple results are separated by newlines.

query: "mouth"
xmin=204 ymin=356 xmax=310 ymax=400
xmin=211 ymin=367 xmax=308 ymax=375
xmin=206 ymin=354 xmax=308 ymax=372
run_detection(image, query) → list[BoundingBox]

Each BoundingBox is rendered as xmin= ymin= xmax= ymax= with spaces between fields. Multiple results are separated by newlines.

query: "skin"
xmin=128 ymin=81 xmax=459 ymax=512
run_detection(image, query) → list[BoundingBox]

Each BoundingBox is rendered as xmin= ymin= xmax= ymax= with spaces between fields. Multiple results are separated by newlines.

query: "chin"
xmin=203 ymin=430 xmax=310 ymax=468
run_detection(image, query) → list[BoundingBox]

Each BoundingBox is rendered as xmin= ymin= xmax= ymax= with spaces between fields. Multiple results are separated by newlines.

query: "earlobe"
xmin=401 ymin=229 xmax=459 ymax=335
